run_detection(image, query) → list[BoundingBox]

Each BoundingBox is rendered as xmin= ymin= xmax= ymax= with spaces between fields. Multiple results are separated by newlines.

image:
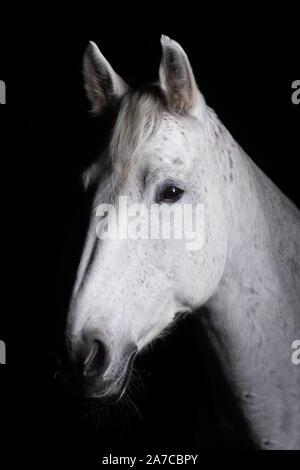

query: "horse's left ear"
xmin=83 ymin=41 xmax=130 ymax=115
xmin=159 ymin=35 xmax=205 ymax=118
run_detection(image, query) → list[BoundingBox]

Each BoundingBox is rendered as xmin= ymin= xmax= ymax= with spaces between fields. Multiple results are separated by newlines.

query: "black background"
xmin=0 ymin=31 xmax=299 ymax=463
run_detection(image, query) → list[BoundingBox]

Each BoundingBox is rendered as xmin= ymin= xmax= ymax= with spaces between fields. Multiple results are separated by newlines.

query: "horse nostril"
xmin=82 ymin=339 xmax=107 ymax=378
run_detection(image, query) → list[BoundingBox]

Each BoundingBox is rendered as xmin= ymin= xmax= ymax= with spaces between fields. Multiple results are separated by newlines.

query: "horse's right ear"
xmin=83 ymin=41 xmax=129 ymax=115
xmin=159 ymin=35 xmax=205 ymax=118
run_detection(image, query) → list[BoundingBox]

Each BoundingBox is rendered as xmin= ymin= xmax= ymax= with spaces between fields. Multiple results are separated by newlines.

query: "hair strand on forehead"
xmin=109 ymin=84 xmax=167 ymax=180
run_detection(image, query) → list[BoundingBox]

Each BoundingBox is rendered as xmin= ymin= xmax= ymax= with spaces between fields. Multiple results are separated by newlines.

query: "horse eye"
xmin=160 ymin=186 xmax=184 ymax=202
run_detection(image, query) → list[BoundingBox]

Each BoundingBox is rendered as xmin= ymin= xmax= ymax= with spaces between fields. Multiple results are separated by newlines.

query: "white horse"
xmin=66 ymin=36 xmax=300 ymax=450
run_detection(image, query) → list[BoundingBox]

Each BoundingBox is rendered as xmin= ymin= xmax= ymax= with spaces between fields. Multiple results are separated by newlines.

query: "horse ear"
xmin=83 ymin=41 xmax=129 ymax=115
xmin=159 ymin=35 xmax=204 ymax=117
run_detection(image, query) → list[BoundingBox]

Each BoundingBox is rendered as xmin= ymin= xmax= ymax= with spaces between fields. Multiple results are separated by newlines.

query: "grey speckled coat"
xmin=66 ymin=36 xmax=300 ymax=450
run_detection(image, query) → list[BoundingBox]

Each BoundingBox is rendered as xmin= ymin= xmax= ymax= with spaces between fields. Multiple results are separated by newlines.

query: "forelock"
xmin=109 ymin=84 xmax=167 ymax=179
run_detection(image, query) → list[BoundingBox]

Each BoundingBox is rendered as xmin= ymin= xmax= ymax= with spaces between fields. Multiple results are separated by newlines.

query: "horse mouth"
xmin=83 ymin=347 xmax=137 ymax=404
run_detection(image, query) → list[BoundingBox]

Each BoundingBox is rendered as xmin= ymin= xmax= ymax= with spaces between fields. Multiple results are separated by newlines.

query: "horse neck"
xmin=200 ymin=125 xmax=300 ymax=449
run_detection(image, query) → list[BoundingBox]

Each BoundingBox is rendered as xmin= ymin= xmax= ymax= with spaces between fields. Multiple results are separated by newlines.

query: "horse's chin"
xmin=83 ymin=379 xmax=126 ymax=404
xmin=85 ymin=389 xmax=125 ymax=405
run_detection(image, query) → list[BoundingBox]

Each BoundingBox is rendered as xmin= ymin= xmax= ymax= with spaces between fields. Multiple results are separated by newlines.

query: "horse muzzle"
xmin=69 ymin=329 xmax=138 ymax=402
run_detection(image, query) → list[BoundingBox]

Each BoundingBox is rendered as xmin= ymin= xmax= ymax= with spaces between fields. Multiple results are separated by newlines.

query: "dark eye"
xmin=160 ymin=186 xmax=184 ymax=202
